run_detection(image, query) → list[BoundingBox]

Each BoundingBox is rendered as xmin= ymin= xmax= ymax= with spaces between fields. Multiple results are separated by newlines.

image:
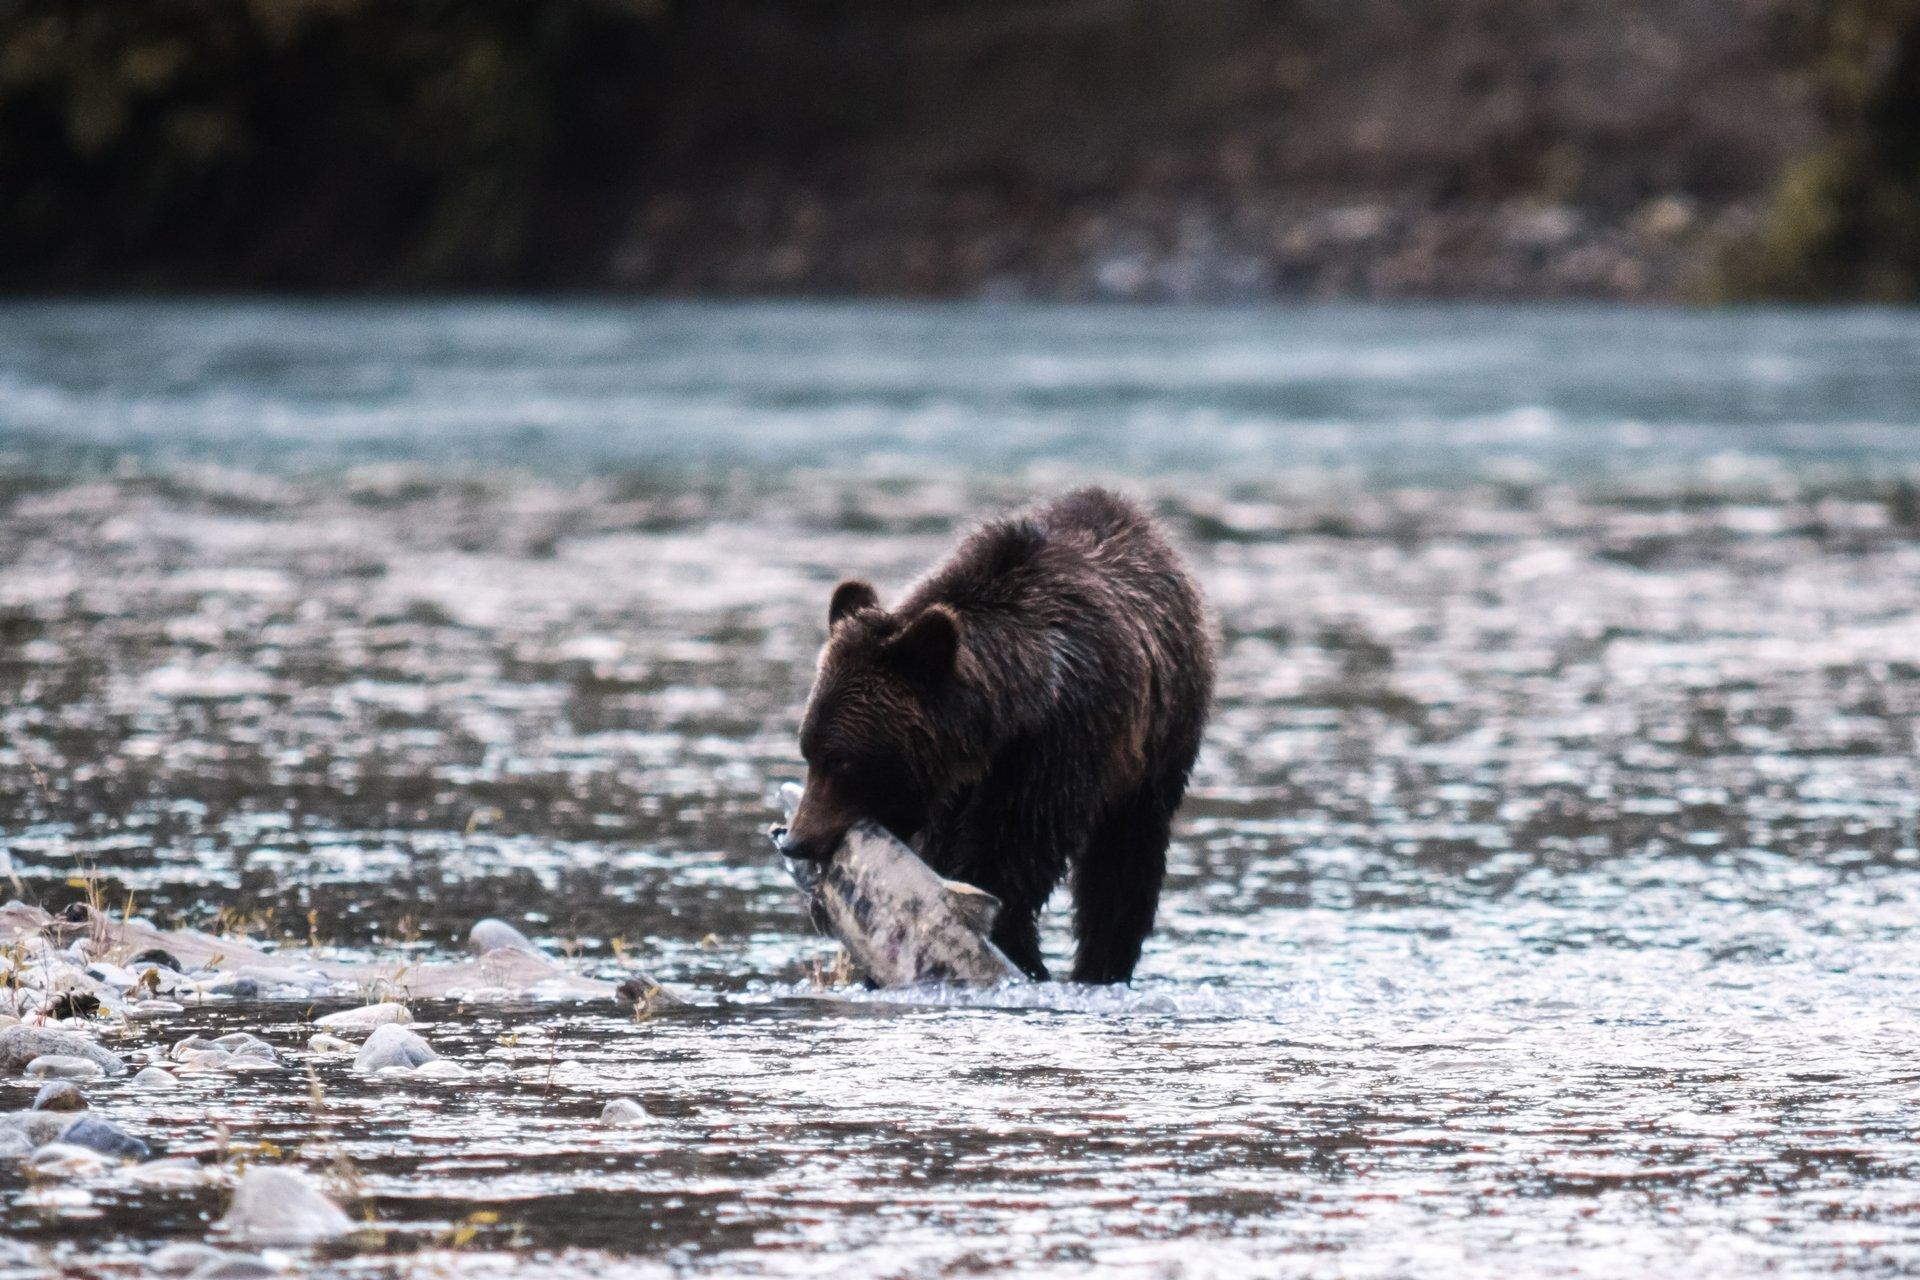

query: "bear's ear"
xmin=828 ymin=579 xmax=880 ymax=627
xmin=884 ymin=605 xmax=961 ymax=682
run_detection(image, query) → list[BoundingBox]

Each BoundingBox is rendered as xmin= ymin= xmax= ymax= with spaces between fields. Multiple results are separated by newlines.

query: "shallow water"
xmin=3 ymin=301 xmax=1920 ymax=1277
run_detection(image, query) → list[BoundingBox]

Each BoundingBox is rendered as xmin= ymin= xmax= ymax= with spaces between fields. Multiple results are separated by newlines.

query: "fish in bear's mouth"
xmin=770 ymin=784 xmax=1019 ymax=989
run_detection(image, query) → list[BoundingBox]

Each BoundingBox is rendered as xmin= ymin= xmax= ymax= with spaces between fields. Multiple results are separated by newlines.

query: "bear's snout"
xmin=784 ymin=780 xmax=858 ymax=862
xmin=777 ymin=829 xmax=835 ymax=862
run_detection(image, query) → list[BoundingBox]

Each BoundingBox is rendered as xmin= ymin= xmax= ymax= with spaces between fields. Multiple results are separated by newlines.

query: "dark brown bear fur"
xmin=783 ymin=487 xmax=1213 ymax=983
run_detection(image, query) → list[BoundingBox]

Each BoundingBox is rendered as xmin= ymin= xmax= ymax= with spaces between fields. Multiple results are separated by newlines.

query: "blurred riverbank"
xmin=4 ymin=0 xmax=1917 ymax=301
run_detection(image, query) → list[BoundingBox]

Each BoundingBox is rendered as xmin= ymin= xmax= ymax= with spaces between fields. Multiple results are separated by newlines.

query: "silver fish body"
xmin=772 ymin=785 xmax=1021 ymax=988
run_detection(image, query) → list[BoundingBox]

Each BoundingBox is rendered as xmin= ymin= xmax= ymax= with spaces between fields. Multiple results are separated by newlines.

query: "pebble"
xmin=600 ymin=1098 xmax=648 ymax=1127
xmin=174 ymin=1049 xmax=233 ymax=1072
xmin=128 ymin=1000 xmax=186 ymax=1016
xmin=62 ymin=1115 xmax=151 ymax=1160
xmin=315 ymin=1001 xmax=412 ymax=1031
xmin=147 ymin=1242 xmax=226 ymax=1275
xmin=88 ymin=962 xmax=147 ymax=989
xmin=410 ymin=1058 xmax=470 ymax=1080
xmin=0 ymin=1109 xmax=77 ymax=1146
xmin=27 ymin=1140 xmax=111 ymax=1176
xmin=0 ymin=1025 xmax=127 ymax=1077
xmin=24 ymin=1054 xmax=105 ymax=1082
xmin=31 ymin=1081 xmax=87 ymax=1111
xmin=46 ymin=991 xmax=102 ymax=1020
xmin=129 ymin=948 xmax=184 ymax=972
xmin=353 ymin=1024 xmax=439 ymax=1074
xmin=220 ymin=1039 xmax=280 ymax=1071
xmin=469 ymin=917 xmax=538 ymax=954
xmin=130 ymin=1066 xmax=178 ymax=1088
xmin=192 ymin=1256 xmax=281 ymax=1279
xmin=213 ymin=1033 xmax=278 ymax=1061
xmin=615 ymin=975 xmax=683 ymax=1007
xmin=306 ymin=1034 xmax=354 ymax=1054
xmin=216 ymin=1165 xmax=355 ymax=1244
xmin=122 ymin=1156 xmax=217 ymax=1188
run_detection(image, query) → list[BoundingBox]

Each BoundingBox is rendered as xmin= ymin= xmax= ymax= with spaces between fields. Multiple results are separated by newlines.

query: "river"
xmin=2 ymin=300 xmax=1918 ymax=1277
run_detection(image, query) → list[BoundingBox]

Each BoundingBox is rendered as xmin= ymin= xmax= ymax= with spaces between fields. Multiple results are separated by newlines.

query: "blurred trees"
xmin=1721 ymin=0 xmax=1920 ymax=299
xmin=0 ymin=0 xmax=673 ymax=287
xmin=4 ymin=0 xmax=1919 ymax=299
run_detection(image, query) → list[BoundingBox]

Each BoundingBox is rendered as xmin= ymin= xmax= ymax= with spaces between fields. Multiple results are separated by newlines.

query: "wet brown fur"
xmin=786 ymin=488 xmax=1214 ymax=983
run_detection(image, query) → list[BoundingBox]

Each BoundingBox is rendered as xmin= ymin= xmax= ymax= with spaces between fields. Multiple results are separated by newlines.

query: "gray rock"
xmin=216 ymin=1166 xmax=355 ymax=1244
xmin=31 ymin=1081 xmax=87 ymax=1111
xmin=189 ymin=1255 xmax=280 ymax=1280
xmin=0 ymin=1127 xmax=30 ymax=1159
xmin=129 ymin=948 xmax=184 ymax=972
xmin=352 ymin=1024 xmax=439 ymax=1074
xmin=0 ymin=1025 xmax=126 ymax=1077
xmin=600 ymin=1098 xmax=648 ymax=1127
xmin=131 ymin=1066 xmax=178 ymax=1088
xmin=212 ymin=1033 xmax=278 ymax=1062
xmin=24 ymin=1054 xmax=104 ymax=1082
xmin=61 ymin=1116 xmax=151 ymax=1160
xmin=468 ymin=917 xmax=539 ymax=954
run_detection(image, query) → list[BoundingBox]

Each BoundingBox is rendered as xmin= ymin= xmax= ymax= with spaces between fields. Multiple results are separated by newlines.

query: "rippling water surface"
xmin=3 ymin=301 xmax=1920 ymax=1277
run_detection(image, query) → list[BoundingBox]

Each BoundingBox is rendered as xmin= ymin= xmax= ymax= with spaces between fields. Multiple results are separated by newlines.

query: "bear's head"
xmin=782 ymin=578 xmax=974 ymax=861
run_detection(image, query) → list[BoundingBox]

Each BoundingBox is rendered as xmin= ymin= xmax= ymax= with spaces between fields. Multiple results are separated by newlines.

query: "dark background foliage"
xmin=0 ymin=0 xmax=671 ymax=288
xmin=1 ymin=0 xmax=1916 ymax=298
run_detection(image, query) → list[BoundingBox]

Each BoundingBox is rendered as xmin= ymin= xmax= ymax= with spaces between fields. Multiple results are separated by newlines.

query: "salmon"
xmin=771 ymin=783 xmax=1021 ymax=988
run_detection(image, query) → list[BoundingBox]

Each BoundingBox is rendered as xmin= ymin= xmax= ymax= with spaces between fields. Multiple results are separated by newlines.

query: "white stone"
xmin=314 ymin=1002 xmax=412 ymax=1032
xmin=126 ymin=1000 xmax=186 ymax=1017
xmin=353 ymin=1024 xmax=439 ymax=1074
xmin=122 ymin=1157 xmax=220 ymax=1188
xmin=216 ymin=1166 xmax=355 ymax=1244
xmin=147 ymin=1242 xmax=228 ymax=1274
xmin=26 ymin=1141 xmax=111 ymax=1177
xmin=23 ymin=1055 xmax=104 ymax=1082
xmin=468 ymin=918 xmax=539 ymax=954
xmin=410 ymin=1058 xmax=470 ymax=1080
xmin=600 ymin=1098 xmax=648 ymax=1127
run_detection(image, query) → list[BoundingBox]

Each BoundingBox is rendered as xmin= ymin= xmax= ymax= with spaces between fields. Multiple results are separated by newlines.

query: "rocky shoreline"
xmin=608 ymin=186 xmax=1749 ymax=302
xmin=0 ymin=902 xmax=663 ymax=1275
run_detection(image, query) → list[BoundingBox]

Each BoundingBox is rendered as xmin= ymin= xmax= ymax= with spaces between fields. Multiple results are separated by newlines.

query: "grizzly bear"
xmin=780 ymin=487 xmax=1213 ymax=983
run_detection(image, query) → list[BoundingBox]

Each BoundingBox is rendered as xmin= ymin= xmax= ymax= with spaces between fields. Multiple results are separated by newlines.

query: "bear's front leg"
xmin=917 ymin=786 xmax=1069 ymax=983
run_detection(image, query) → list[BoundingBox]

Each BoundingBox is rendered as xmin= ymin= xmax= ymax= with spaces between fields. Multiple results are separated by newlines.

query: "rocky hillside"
xmin=1 ymin=0 xmax=1914 ymax=299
